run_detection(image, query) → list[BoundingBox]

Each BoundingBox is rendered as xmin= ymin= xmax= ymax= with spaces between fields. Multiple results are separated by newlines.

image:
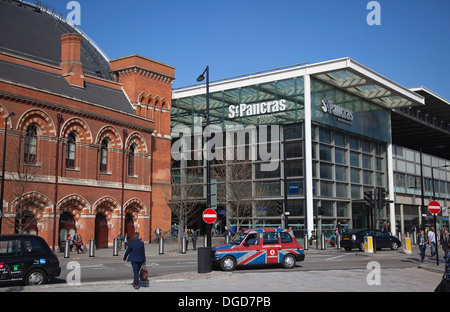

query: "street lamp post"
xmin=0 ymin=112 xmax=15 ymax=234
xmin=430 ymin=164 xmax=450 ymax=266
xmin=197 ymin=66 xmax=212 ymax=248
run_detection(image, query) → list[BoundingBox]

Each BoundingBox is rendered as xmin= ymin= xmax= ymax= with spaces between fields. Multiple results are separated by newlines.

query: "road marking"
xmin=325 ymin=255 xmax=346 ymax=261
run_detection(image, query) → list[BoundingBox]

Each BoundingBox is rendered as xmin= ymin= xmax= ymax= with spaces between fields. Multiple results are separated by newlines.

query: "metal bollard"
xmin=320 ymin=233 xmax=326 ymax=250
xmin=159 ymin=237 xmax=164 ymax=255
xmin=336 ymin=234 xmax=341 ymax=249
xmin=113 ymin=238 xmax=119 ymax=256
xmin=89 ymin=239 xmax=95 ymax=257
xmin=64 ymin=240 xmax=70 ymax=258
xmin=304 ymin=234 xmax=309 ymax=250
xmin=181 ymin=237 xmax=187 ymax=254
xmin=204 ymin=235 xmax=207 ymax=247
xmin=225 ymin=235 xmax=230 ymax=244
xmin=413 ymin=229 xmax=417 ymax=245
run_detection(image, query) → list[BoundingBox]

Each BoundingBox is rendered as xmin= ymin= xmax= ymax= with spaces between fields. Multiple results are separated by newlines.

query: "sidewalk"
xmin=1 ymin=235 xmax=446 ymax=292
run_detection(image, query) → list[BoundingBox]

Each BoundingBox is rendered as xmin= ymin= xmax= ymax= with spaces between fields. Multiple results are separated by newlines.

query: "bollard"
xmin=364 ymin=236 xmax=374 ymax=254
xmin=181 ymin=236 xmax=187 ymax=254
xmin=113 ymin=238 xmax=118 ymax=256
xmin=336 ymin=234 xmax=341 ymax=249
xmin=225 ymin=235 xmax=230 ymax=244
xmin=204 ymin=235 xmax=207 ymax=247
xmin=398 ymin=232 xmax=402 ymax=242
xmin=403 ymin=237 xmax=412 ymax=254
xmin=89 ymin=239 xmax=95 ymax=257
xmin=64 ymin=240 xmax=70 ymax=258
xmin=413 ymin=229 xmax=417 ymax=245
xmin=320 ymin=233 xmax=326 ymax=250
xmin=159 ymin=237 xmax=164 ymax=255
xmin=304 ymin=234 xmax=309 ymax=250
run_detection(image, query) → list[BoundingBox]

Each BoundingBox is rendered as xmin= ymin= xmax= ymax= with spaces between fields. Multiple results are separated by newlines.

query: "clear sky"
xmin=41 ymin=0 xmax=450 ymax=100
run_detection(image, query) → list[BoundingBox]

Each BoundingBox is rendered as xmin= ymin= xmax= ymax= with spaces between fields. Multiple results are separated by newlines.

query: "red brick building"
xmin=0 ymin=0 xmax=174 ymax=249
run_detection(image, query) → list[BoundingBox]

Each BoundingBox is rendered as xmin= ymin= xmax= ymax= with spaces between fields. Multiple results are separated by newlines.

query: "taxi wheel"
xmin=220 ymin=256 xmax=236 ymax=271
xmin=25 ymin=269 xmax=47 ymax=286
xmin=282 ymin=254 xmax=296 ymax=269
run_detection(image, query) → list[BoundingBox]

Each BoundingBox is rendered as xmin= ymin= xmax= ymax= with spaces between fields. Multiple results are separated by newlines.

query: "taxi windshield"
xmin=231 ymin=232 xmax=248 ymax=245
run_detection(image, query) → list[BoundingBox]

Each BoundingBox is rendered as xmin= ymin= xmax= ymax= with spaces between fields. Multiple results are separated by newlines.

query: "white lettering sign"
xmin=228 ymin=99 xmax=287 ymax=118
xmin=321 ymin=98 xmax=354 ymax=124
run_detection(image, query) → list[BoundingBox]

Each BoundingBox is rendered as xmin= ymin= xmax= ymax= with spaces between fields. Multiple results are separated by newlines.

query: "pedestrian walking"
xmin=428 ymin=227 xmax=437 ymax=257
xmin=224 ymin=226 xmax=231 ymax=243
xmin=183 ymin=229 xmax=189 ymax=250
xmin=192 ymin=229 xmax=198 ymax=250
xmin=123 ymin=232 xmax=146 ymax=289
xmin=418 ymin=230 xmax=427 ymax=262
xmin=441 ymin=228 xmax=450 ymax=259
xmin=172 ymin=223 xmax=178 ymax=241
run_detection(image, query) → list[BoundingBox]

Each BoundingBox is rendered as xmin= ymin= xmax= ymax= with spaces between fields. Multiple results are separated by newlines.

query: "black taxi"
xmin=0 ymin=234 xmax=61 ymax=286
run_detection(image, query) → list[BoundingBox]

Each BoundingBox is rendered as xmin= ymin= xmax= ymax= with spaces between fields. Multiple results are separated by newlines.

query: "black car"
xmin=340 ymin=229 xmax=402 ymax=252
xmin=0 ymin=234 xmax=61 ymax=286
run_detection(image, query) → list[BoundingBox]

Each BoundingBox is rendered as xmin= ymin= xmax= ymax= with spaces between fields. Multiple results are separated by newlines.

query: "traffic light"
xmin=277 ymin=200 xmax=283 ymax=215
xmin=378 ymin=187 xmax=386 ymax=208
xmin=364 ymin=190 xmax=373 ymax=209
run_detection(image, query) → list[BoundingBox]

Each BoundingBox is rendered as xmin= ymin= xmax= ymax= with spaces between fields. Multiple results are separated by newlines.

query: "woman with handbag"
xmin=123 ymin=232 xmax=146 ymax=289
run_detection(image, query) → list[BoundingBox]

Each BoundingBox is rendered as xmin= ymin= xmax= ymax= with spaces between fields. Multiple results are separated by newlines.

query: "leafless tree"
xmin=4 ymin=133 xmax=44 ymax=234
xmin=164 ymin=175 xmax=201 ymax=253
xmin=212 ymin=151 xmax=265 ymax=236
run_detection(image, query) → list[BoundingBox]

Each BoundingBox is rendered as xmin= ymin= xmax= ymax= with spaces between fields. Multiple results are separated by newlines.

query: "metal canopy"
xmin=173 ymin=58 xmax=425 ymax=110
xmin=391 ymin=87 xmax=450 ymax=160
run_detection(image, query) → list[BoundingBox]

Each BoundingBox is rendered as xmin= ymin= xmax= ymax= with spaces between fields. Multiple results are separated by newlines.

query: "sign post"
xmin=428 ymin=200 xmax=441 ymax=266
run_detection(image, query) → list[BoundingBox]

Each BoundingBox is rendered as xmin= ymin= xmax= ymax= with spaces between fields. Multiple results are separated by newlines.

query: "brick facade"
xmin=0 ymin=1 xmax=174 ymax=249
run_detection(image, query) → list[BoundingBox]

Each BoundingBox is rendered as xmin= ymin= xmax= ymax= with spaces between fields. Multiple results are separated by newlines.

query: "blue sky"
xmin=42 ymin=0 xmax=450 ymax=100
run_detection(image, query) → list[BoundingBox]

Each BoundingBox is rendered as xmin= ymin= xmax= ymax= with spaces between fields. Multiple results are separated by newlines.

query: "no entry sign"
xmin=202 ymin=208 xmax=217 ymax=224
xmin=428 ymin=200 xmax=441 ymax=215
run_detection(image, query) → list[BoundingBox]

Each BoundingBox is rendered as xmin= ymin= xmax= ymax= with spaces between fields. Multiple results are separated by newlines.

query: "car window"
xmin=0 ymin=239 xmax=22 ymax=256
xmin=24 ymin=239 xmax=44 ymax=255
xmin=262 ymin=232 xmax=279 ymax=244
xmin=244 ymin=233 xmax=260 ymax=245
xmin=376 ymin=231 xmax=388 ymax=239
xmin=280 ymin=232 xmax=293 ymax=243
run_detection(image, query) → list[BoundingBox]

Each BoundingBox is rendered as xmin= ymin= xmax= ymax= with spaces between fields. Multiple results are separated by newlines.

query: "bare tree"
xmin=4 ymin=133 xmax=44 ymax=234
xmin=212 ymin=158 xmax=265 ymax=236
xmin=164 ymin=176 xmax=200 ymax=253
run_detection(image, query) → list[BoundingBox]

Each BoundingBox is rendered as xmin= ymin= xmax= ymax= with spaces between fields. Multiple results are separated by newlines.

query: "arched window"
xmin=24 ymin=125 xmax=38 ymax=164
xmin=65 ymin=132 xmax=76 ymax=168
xmin=100 ymin=139 xmax=108 ymax=172
xmin=128 ymin=144 xmax=135 ymax=176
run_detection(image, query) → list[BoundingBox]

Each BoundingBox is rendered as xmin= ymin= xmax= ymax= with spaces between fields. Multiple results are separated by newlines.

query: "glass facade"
xmin=171 ymin=74 xmax=392 ymax=238
xmin=393 ymin=145 xmax=450 ymax=233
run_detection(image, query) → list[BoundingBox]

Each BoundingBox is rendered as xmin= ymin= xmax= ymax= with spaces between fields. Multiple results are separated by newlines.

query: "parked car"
xmin=341 ymin=229 xmax=401 ymax=252
xmin=211 ymin=228 xmax=305 ymax=271
xmin=0 ymin=235 xmax=61 ymax=286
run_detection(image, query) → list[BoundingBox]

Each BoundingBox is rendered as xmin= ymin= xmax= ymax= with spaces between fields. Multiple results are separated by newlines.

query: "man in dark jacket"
xmin=123 ymin=232 xmax=146 ymax=289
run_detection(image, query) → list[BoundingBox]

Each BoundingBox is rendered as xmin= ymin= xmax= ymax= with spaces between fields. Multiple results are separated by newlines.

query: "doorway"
xmin=95 ymin=213 xmax=109 ymax=248
xmin=125 ymin=213 xmax=135 ymax=242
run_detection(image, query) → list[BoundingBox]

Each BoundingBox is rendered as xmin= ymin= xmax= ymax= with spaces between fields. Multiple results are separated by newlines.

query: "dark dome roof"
xmin=0 ymin=0 xmax=112 ymax=80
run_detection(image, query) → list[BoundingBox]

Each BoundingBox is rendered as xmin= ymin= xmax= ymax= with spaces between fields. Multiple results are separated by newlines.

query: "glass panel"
xmin=319 ymin=145 xmax=332 ymax=162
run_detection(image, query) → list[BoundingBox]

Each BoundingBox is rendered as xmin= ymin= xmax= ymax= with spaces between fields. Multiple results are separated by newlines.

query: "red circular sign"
xmin=428 ymin=200 xmax=441 ymax=215
xmin=202 ymin=208 xmax=217 ymax=224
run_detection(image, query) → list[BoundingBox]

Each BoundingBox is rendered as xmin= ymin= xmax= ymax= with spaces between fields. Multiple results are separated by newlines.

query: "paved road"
xmin=0 ymin=236 xmax=446 ymax=292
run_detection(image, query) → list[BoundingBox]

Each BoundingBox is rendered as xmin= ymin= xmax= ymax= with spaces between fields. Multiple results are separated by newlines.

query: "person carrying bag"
xmin=123 ymin=232 xmax=146 ymax=289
